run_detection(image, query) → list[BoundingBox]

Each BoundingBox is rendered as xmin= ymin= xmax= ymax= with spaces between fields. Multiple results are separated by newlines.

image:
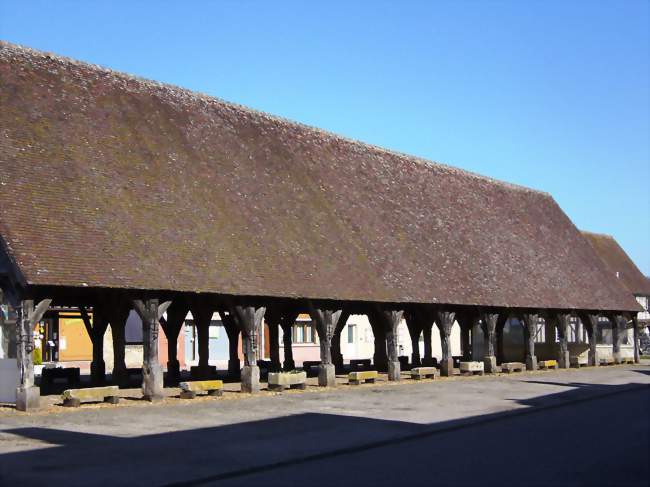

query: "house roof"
xmin=0 ymin=42 xmax=640 ymax=311
xmin=582 ymin=231 xmax=650 ymax=298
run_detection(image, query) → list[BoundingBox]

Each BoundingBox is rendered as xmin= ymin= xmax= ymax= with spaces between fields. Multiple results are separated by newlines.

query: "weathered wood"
xmin=161 ymin=299 xmax=189 ymax=385
xmin=370 ymin=306 xmax=404 ymax=381
xmin=404 ymin=311 xmax=423 ymax=367
xmin=308 ymin=302 xmax=346 ymax=387
xmin=230 ymin=304 xmax=266 ymax=393
xmin=133 ymin=298 xmax=165 ymax=402
xmin=436 ymin=310 xmax=456 ymax=376
xmin=481 ymin=312 xmax=499 ymax=373
xmin=555 ymin=313 xmax=571 ymax=368
xmin=579 ymin=313 xmax=600 ymax=367
xmin=519 ymin=313 xmax=539 ymax=370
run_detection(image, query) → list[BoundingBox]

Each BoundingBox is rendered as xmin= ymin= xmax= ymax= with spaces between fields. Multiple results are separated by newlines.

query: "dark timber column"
xmin=422 ymin=321 xmax=434 ymax=366
xmin=89 ymin=307 xmax=109 ymax=386
xmin=370 ymin=317 xmax=388 ymax=371
xmin=280 ymin=312 xmax=298 ymax=371
xmin=373 ymin=307 xmax=404 ymax=381
xmin=160 ymin=300 xmax=188 ymax=385
xmin=231 ymin=305 xmax=266 ymax=393
xmin=580 ymin=313 xmax=600 ymax=367
xmin=610 ymin=314 xmax=623 ymax=364
xmin=220 ymin=311 xmax=241 ymax=377
xmin=264 ymin=308 xmax=283 ymax=372
xmin=632 ymin=315 xmax=640 ymax=364
xmin=405 ymin=312 xmax=422 ymax=367
xmin=520 ymin=313 xmax=539 ymax=371
xmin=456 ymin=311 xmax=477 ymax=361
xmin=481 ymin=312 xmax=498 ymax=373
xmin=134 ymin=299 xmax=169 ymax=402
xmin=16 ymin=298 xmax=51 ymax=411
xmin=190 ymin=300 xmax=214 ymax=379
xmin=308 ymin=303 xmax=345 ymax=387
xmin=496 ymin=313 xmax=508 ymax=365
xmin=555 ymin=313 xmax=571 ymax=369
xmin=108 ymin=304 xmax=130 ymax=387
xmin=437 ymin=310 xmax=456 ymax=377
xmin=331 ymin=311 xmax=350 ymax=373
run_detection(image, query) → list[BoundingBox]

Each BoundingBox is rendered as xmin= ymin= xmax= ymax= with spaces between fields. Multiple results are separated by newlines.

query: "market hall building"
xmin=0 ymin=42 xmax=643 ymax=411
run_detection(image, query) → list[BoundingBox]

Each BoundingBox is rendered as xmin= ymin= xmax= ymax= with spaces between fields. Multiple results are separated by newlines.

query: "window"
xmin=347 ymin=324 xmax=356 ymax=344
xmin=293 ymin=321 xmax=316 ymax=344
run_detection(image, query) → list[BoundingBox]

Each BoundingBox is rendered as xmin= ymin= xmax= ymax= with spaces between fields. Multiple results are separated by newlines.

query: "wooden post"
xmin=422 ymin=321 xmax=434 ymax=366
xmin=264 ymin=307 xmax=283 ymax=372
xmin=436 ymin=310 xmax=456 ymax=376
xmin=496 ymin=313 xmax=508 ymax=365
xmin=369 ymin=306 xmax=404 ymax=380
xmin=82 ymin=305 xmax=109 ymax=386
xmin=331 ymin=311 xmax=350 ymax=373
xmin=16 ymin=298 xmax=51 ymax=411
xmin=481 ymin=312 xmax=498 ymax=373
xmin=610 ymin=314 xmax=622 ymax=364
xmin=160 ymin=300 xmax=188 ymax=385
xmin=134 ymin=299 xmax=169 ymax=401
xmin=579 ymin=313 xmax=600 ymax=367
xmin=219 ymin=311 xmax=241 ymax=377
xmin=308 ymin=302 xmax=345 ymax=387
xmin=231 ymin=304 xmax=266 ymax=393
xmin=555 ymin=313 xmax=571 ymax=369
xmin=405 ymin=311 xmax=422 ymax=367
xmin=632 ymin=315 xmax=640 ymax=364
xmin=520 ymin=313 xmax=539 ymax=370
xmin=280 ymin=311 xmax=298 ymax=371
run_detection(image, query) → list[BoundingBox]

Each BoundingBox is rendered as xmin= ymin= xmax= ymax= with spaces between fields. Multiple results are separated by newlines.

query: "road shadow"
xmin=1 ymin=376 xmax=648 ymax=486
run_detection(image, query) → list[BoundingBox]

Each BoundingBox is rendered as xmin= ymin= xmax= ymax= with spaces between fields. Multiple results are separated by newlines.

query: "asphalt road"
xmin=0 ymin=365 xmax=648 ymax=487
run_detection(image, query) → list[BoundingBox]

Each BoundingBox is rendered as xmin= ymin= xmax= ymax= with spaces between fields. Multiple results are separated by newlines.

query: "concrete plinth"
xmin=387 ymin=361 xmax=401 ymax=381
xmin=526 ymin=355 xmax=538 ymax=371
xmin=483 ymin=356 xmax=497 ymax=374
xmin=318 ymin=364 xmax=336 ymax=387
xmin=142 ymin=363 xmax=164 ymax=402
xmin=241 ymin=365 xmax=260 ymax=393
xmin=558 ymin=351 xmax=570 ymax=369
xmin=612 ymin=352 xmax=622 ymax=364
xmin=16 ymin=386 xmax=40 ymax=412
xmin=440 ymin=357 xmax=454 ymax=377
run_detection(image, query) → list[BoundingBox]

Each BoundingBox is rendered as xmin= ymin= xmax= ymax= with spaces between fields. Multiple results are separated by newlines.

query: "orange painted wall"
xmin=59 ymin=313 xmax=92 ymax=361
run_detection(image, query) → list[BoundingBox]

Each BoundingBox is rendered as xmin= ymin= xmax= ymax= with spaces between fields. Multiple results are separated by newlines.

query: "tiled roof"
xmin=582 ymin=231 xmax=650 ymax=297
xmin=0 ymin=42 xmax=639 ymax=311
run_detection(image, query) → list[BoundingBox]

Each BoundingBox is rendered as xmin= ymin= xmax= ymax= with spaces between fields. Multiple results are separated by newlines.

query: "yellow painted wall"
xmin=59 ymin=313 xmax=92 ymax=361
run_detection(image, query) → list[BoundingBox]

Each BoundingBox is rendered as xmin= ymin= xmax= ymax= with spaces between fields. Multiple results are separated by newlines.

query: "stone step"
xmin=349 ymin=370 xmax=378 ymax=385
xmin=501 ymin=362 xmax=525 ymax=373
xmin=460 ymin=361 xmax=484 ymax=375
xmin=539 ymin=360 xmax=558 ymax=370
xmin=179 ymin=380 xmax=224 ymax=399
xmin=410 ymin=367 xmax=437 ymax=380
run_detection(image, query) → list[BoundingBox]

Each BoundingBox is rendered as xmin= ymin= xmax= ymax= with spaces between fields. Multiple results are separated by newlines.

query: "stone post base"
xmin=318 ymin=363 xmax=336 ymax=387
xmin=16 ymin=386 xmax=40 ymax=412
xmin=589 ymin=351 xmax=599 ymax=367
xmin=483 ymin=356 xmax=497 ymax=374
xmin=613 ymin=352 xmax=622 ymax=364
xmin=387 ymin=361 xmax=401 ymax=381
xmin=558 ymin=351 xmax=570 ymax=369
xmin=142 ymin=363 xmax=164 ymax=402
xmin=241 ymin=365 xmax=260 ymax=393
xmin=440 ymin=357 xmax=454 ymax=377
xmin=526 ymin=355 xmax=538 ymax=371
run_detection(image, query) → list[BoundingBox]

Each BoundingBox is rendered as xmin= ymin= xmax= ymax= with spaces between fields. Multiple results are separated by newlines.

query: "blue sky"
xmin=2 ymin=1 xmax=648 ymax=274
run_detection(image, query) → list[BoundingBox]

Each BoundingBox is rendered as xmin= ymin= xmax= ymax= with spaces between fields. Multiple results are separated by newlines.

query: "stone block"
xmin=179 ymin=380 xmax=224 ymax=399
xmin=387 ymin=361 xmax=401 ymax=381
xmin=460 ymin=361 xmax=484 ymax=375
xmin=483 ymin=356 xmax=497 ymax=374
xmin=318 ymin=364 xmax=336 ymax=387
xmin=348 ymin=370 xmax=378 ymax=385
xmin=268 ymin=371 xmax=307 ymax=391
xmin=16 ymin=386 xmax=40 ymax=412
xmin=142 ymin=363 xmax=164 ymax=402
xmin=440 ymin=357 xmax=454 ymax=377
xmin=410 ymin=367 xmax=437 ymax=379
xmin=61 ymin=385 xmax=120 ymax=407
xmin=526 ymin=355 xmax=538 ymax=371
xmin=502 ymin=362 xmax=525 ymax=373
xmin=241 ymin=365 xmax=260 ymax=393
xmin=538 ymin=360 xmax=558 ymax=370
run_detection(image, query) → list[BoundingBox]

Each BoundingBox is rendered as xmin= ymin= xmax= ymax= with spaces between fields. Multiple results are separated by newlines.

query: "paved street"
xmin=0 ymin=365 xmax=648 ymax=486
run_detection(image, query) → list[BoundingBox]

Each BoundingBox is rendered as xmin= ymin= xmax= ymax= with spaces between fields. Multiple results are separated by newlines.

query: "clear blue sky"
xmin=2 ymin=1 xmax=648 ymax=274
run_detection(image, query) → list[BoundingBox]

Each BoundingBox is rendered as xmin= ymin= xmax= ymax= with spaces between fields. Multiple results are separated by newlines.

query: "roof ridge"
xmin=0 ymin=39 xmax=546 ymax=197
